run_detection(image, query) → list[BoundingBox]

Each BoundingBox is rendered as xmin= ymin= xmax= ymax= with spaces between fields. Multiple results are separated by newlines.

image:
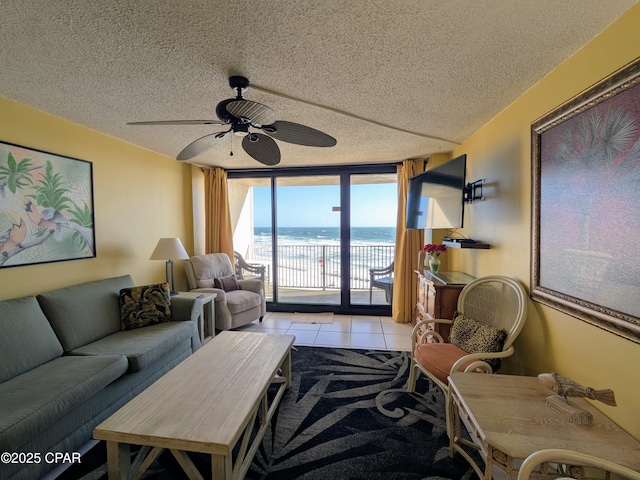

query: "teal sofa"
xmin=0 ymin=275 xmax=202 ymax=480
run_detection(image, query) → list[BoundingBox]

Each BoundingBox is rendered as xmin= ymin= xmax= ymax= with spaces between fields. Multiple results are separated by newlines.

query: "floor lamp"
xmin=150 ymin=238 xmax=189 ymax=295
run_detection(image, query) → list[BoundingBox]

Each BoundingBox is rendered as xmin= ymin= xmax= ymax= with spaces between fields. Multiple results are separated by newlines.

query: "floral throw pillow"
xmin=449 ymin=314 xmax=508 ymax=371
xmin=120 ymin=283 xmax=172 ymax=330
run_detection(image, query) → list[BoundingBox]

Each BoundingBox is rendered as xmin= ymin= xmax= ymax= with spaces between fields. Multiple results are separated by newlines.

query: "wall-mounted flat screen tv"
xmin=406 ymin=154 xmax=467 ymax=229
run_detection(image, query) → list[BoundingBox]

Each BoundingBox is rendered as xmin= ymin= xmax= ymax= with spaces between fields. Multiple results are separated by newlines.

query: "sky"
xmin=253 ymin=183 xmax=397 ymax=228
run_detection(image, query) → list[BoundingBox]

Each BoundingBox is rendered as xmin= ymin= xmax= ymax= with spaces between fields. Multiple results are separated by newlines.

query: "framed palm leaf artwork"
xmin=531 ymin=57 xmax=640 ymax=343
xmin=0 ymin=142 xmax=95 ymax=268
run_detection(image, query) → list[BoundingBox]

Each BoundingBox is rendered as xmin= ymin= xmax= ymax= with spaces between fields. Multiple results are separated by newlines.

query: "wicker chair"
xmin=517 ymin=449 xmax=640 ymax=480
xmin=407 ymin=275 xmax=527 ymax=435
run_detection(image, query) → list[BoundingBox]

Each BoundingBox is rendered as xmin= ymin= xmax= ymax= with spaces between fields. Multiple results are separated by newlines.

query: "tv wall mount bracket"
xmin=464 ymin=179 xmax=485 ymax=204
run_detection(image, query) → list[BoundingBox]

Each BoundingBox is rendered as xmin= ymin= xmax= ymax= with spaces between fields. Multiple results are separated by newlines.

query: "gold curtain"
xmin=392 ymin=159 xmax=425 ymax=323
xmin=204 ymin=167 xmax=234 ymax=262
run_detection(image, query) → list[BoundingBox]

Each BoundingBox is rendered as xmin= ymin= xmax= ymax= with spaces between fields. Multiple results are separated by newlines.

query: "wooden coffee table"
xmin=94 ymin=331 xmax=295 ymax=480
xmin=448 ymin=372 xmax=640 ymax=480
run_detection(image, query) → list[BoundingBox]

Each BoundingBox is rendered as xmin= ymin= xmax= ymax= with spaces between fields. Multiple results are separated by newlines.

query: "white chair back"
xmin=517 ymin=449 xmax=640 ymax=480
xmin=456 ymin=275 xmax=527 ymax=350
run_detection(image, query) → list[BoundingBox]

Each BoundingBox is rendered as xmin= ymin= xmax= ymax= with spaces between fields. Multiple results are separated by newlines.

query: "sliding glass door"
xmin=228 ymin=165 xmax=397 ymax=314
xmin=350 ymin=174 xmax=397 ymax=306
xmin=274 ymin=175 xmax=341 ymax=305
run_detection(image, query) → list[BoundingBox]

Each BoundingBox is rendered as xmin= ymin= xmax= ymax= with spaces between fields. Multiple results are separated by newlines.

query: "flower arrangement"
xmin=422 ymin=243 xmax=447 ymax=257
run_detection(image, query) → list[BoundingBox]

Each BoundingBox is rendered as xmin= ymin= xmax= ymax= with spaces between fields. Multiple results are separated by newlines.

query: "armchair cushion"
xmin=189 ymin=253 xmax=234 ymax=289
xmin=449 ymin=314 xmax=507 ymax=370
xmin=119 ymin=283 xmax=172 ymax=330
xmin=214 ymin=275 xmax=239 ymax=292
xmin=225 ymin=290 xmax=262 ymax=314
xmin=414 ymin=343 xmax=474 ymax=385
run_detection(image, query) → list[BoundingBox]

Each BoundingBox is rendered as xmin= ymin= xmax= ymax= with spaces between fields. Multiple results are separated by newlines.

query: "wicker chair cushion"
xmin=119 ymin=283 xmax=171 ymax=330
xmin=413 ymin=343 xmax=474 ymax=385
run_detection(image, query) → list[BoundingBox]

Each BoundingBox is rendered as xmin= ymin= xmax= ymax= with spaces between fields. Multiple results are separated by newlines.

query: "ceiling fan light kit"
xmin=128 ymin=76 xmax=336 ymax=166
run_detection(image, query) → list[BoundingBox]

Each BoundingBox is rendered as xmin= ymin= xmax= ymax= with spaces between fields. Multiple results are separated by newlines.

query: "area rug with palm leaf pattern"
xmin=58 ymin=347 xmax=478 ymax=480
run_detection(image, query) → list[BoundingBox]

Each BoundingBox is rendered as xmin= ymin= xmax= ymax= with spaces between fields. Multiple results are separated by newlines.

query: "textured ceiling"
xmin=0 ymin=0 xmax=637 ymax=169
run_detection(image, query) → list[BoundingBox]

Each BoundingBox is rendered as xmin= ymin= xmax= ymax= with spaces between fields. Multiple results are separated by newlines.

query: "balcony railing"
xmin=246 ymin=244 xmax=394 ymax=290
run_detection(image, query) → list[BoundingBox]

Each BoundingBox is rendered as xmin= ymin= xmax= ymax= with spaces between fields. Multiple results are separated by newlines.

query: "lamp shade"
xmin=149 ymin=238 xmax=189 ymax=260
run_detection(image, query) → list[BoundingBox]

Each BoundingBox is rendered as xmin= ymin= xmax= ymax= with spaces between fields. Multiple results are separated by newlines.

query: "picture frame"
xmin=0 ymin=141 xmax=95 ymax=268
xmin=531 ymin=57 xmax=640 ymax=344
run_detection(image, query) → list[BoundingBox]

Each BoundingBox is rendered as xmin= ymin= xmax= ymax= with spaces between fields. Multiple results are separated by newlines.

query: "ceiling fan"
xmin=128 ymin=76 xmax=337 ymax=166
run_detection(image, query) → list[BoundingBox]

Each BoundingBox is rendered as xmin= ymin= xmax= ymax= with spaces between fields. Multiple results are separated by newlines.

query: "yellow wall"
xmin=449 ymin=5 xmax=640 ymax=437
xmin=0 ymin=97 xmax=194 ymax=298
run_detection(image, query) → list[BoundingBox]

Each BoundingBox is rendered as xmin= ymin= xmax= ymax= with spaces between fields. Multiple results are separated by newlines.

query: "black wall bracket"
xmin=464 ymin=179 xmax=485 ymax=204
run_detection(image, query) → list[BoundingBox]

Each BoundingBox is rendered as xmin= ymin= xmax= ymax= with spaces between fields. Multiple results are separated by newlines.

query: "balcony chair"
xmin=369 ymin=261 xmax=394 ymax=304
xmin=407 ymin=275 xmax=527 ymax=436
xmin=517 ymin=449 xmax=640 ymax=480
xmin=234 ymin=251 xmax=266 ymax=284
xmin=185 ymin=253 xmax=266 ymax=331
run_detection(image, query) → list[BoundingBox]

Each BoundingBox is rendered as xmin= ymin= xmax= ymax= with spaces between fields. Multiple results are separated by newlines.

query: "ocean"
xmin=253 ymin=226 xmax=395 ymax=246
xmin=249 ymin=227 xmax=395 ymax=288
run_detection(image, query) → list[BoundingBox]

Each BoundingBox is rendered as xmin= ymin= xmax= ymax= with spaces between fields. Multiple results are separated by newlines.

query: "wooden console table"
xmin=414 ymin=270 xmax=475 ymax=338
xmin=448 ymin=372 xmax=640 ymax=479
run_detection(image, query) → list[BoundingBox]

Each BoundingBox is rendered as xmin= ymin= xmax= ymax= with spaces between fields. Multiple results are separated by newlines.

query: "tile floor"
xmin=234 ymin=312 xmax=414 ymax=351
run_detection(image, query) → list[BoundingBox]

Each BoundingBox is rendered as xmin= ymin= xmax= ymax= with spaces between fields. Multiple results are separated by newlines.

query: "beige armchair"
xmin=185 ymin=253 xmax=266 ymax=331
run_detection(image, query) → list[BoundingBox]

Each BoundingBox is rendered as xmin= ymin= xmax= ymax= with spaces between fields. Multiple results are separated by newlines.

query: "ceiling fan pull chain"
xmin=230 ymin=133 xmax=234 ymax=156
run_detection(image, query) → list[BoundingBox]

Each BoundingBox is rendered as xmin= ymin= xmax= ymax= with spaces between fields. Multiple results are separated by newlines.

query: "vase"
xmin=429 ymin=256 xmax=441 ymax=275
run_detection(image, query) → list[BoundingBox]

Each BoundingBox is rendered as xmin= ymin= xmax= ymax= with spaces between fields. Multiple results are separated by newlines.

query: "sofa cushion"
xmin=214 ymin=275 xmax=239 ymax=292
xmin=70 ymin=321 xmax=196 ymax=372
xmin=0 ymin=354 xmax=127 ymax=451
xmin=120 ymin=283 xmax=172 ymax=330
xmin=0 ymin=296 xmax=64 ymax=383
xmin=37 ymin=275 xmax=135 ymax=352
xmin=190 ymin=254 xmax=233 ymax=289
xmin=224 ymin=289 xmax=262 ymax=314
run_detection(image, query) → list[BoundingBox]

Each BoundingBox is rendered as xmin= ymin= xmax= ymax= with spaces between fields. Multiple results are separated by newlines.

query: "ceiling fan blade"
xmin=176 ymin=131 xmax=229 ymax=160
xmin=262 ymin=121 xmax=336 ymax=147
xmin=128 ymin=120 xmax=225 ymax=125
xmin=226 ymin=100 xmax=277 ymax=126
xmin=242 ymin=133 xmax=281 ymax=166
